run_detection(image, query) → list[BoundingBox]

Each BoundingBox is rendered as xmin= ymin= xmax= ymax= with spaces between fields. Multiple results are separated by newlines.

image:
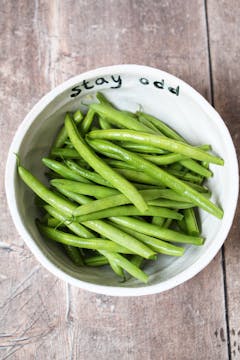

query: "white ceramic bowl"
xmin=5 ymin=65 xmax=239 ymax=296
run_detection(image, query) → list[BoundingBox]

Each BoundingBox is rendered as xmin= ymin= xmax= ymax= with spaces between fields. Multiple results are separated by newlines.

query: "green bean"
xmin=53 ymin=187 xmax=92 ymax=205
xmin=47 ymin=217 xmax=62 ymax=227
xmin=88 ymin=139 xmax=223 ymax=218
xmin=96 ymin=92 xmax=112 ymax=105
xmin=99 ymin=117 xmax=112 ymax=130
xmin=141 ymin=152 xmax=213 ymax=179
xmin=51 ymin=179 xmax=118 ymax=198
xmin=109 ymin=110 xmax=214 ymax=177
xmin=162 ymin=218 xmax=173 ymax=229
xmin=113 ymin=168 xmax=163 ymax=185
xmin=130 ymin=255 xmax=144 ymax=269
xmin=42 ymin=158 xmax=91 ymax=183
xmin=141 ymin=153 xmax=188 ymax=165
xmin=90 ymin=102 xmax=156 ymax=134
xmin=75 ymin=205 xmax=182 ymax=222
xmin=52 ymin=112 xmax=83 ymax=149
xmin=65 ymin=115 xmax=148 ymax=212
xmin=65 ymin=160 xmax=113 ymax=187
xmin=136 ymin=114 xmax=211 ymax=162
xmin=179 ymin=159 xmax=213 ymax=178
xmin=119 ymin=142 xmax=166 ymax=154
xmin=183 ymin=208 xmax=200 ymax=236
xmin=147 ymin=200 xmax=194 ymax=209
xmin=136 ymin=111 xmax=185 ymax=141
xmin=111 ymin=222 xmax=185 ymax=256
xmin=166 ymin=169 xmax=203 ymax=184
xmin=37 ymin=223 xmax=137 ymax=254
xmin=147 ymin=188 xmax=211 ymax=202
xmin=50 ymin=148 xmax=82 ymax=159
xmin=110 ymin=216 xmax=204 ymax=245
xmin=73 ymin=109 xmax=83 ymax=123
xmin=81 ymin=220 xmax=156 ymax=259
xmin=152 ymin=216 xmax=165 ymax=227
xmin=88 ymin=130 xmax=224 ymax=165
xmin=63 ymin=245 xmax=84 ymax=266
xmin=106 ymin=160 xmax=137 ymax=170
xmin=99 ymin=250 xmax=148 ymax=283
xmin=177 ymin=216 xmax=187 ymax=233
xmin=108 ymin=257 xmax=125 ymax=278
xmin=44 ymin=205 xmax=95 ymax=238
xmin=80 ymin=108 xmax=95 ymax=135
xmin=138 ymin=114 xmax=163 ymax=135
xmin=73 ymin=188 xmax=165 ymax=216
xmin=52 ymin=113 xmax=72 ymax=149
xmin=181 ymin=181 xmax=210 ymax=193
xmin=18 ymin=166 xmax=76 ymax=216
xmin=85 ymin=255 xmax=109 ymax=266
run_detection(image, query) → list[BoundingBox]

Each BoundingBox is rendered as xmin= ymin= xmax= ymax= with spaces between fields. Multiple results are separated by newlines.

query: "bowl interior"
xmin=9 ymin=66 xmax=238 ymax=292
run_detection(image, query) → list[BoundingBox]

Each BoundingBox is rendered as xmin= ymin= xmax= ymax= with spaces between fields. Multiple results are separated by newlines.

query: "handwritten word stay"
xmin=70 ymin=75 xmax=122 ymax=98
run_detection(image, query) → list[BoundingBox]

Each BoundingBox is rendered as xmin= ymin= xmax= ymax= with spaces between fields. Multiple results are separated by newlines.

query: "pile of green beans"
xmin=18 ymin=92 xmax=224 ymax=284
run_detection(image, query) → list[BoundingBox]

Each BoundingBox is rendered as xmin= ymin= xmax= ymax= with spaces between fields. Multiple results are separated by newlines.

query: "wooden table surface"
xmin=0 ymin=1 xmax=239 ymax=359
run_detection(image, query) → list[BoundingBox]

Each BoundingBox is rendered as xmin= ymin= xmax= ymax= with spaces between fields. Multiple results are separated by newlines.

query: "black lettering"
xmin=139 ymin=77 xmax=149 ymax=85
xmin=168 ymin=86 xmax=180 ymax=96
xmin=110 ymin=75 xmax=122 ymax=88
xmin=70 ymin=85 xmax=82 ymax=98
xmin=153 ymin=80 xmax=164 ymax=89
xmin=82 ymin=79 xmax=94 ymax=90
xmin=95 ymin=77 xmax=109 ymax=85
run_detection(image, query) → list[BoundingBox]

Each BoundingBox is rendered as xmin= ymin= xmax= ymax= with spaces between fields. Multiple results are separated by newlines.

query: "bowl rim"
xmin=5 ymin=64 xmax=239 ymax=296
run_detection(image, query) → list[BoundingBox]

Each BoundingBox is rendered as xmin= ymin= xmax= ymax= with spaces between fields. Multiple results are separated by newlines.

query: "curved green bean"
xmin=38 ymin=222 xmax=137 ymax=254
xmin=88 ymin=139 xmax=223 ymax=218
xmin=108 ymin=257 xmax=125 ymax=278
xmin=88 ymin=130 xmax=224 ymax=165
xmin=42 ymin=158 xmax=91 ymax=183
xmin=54 ymin=187 xmax=92 ymax=205
xmin=90 ymin=102 xmax=155 ymax=134
xmin=52 ymin=111 xmax=83 ymax=149
xmin=81 ymin=220 xmax=156 ymax=259
xmin=65 ymin=115 xmax=148 ymax=212
xmin=183 ymin=208 xmax=200 ymax=236
xmin=80 ymin=108 xmax=95 ymax=135
xmin=51 ymin=179 xmax=118 ymax=198
xmin=110 ymin=216 xmax=203 ymax=245
xmin=18 ymin=166 xmax=76 ymax=216
xmin=75 ymin=205 xmax=182 ymax=222
xmin=111 ymin=222 xmax=185 ymax=256
xmin=65 ymin=160 xmax=113 ymax=187
xmin=44 ymin=205 xmax=95 ymax=238
xmin=73 ymin=188 xmax=165 ymax=216
xmin=99 ymin=250 xmax=148 ymax=283
xmin=50 ymin=148 xmax=82 ymax=159
xmin=146 ymin=200 xmax=194 ymax=209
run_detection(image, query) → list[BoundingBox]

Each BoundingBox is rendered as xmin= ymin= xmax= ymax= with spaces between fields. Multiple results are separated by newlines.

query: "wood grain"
xmin=207 ymin=0 xmax=240 ymax=358
xmin=0 ymin=0 xmax=238 ymax=359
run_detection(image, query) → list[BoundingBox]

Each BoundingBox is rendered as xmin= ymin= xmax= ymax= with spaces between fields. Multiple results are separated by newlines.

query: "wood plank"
xmin=0 ymin=2 xmax=71 ymax=359
xmin=207 ymin=0 xmax=240 ymax=358
xmin=0 ymin=0 xmax=229 ymax=359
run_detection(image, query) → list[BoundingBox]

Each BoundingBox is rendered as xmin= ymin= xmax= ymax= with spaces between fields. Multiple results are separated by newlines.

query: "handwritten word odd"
xmin=139 ymin=78 xmax=179 ymax=96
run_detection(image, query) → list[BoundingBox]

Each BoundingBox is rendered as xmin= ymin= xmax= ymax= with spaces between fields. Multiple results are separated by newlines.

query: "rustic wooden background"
xmin=0 ymin=1 xmax=239 ymax=359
